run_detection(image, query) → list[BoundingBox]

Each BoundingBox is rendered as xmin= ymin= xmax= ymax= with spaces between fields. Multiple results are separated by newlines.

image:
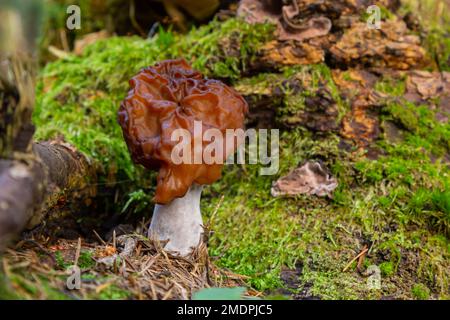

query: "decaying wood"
xmin=332 ymin=69 xmax=383 ymax=147
xmin=329 ymin=20 xmax=426 ymax=70
xmin=257 ymin=40 xmax=325 ymax=67
xmin=0 ymin=142 xmax=96 ymax=250
xmin=0 ymin=56 xmax=96 ymax=251
xmin=240 ymin=0 xmax=428 ymax=70
xmin=236 ymin=0 xmax=441 ymax=150
xmin=0 ymin=8 xmax=96 ymax=251
xmin=0 ymin=158 xmax=45 ymax=251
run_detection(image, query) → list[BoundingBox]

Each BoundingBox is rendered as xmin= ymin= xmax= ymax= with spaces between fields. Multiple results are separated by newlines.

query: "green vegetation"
xmin=55 ymin=251 xmax=70 ymax=269
xmin=412 ymin=283 xmax=431 ymax=300
xmin=0 ymin=270 xmax=70 ymax=300
xmin=360 ymin=5 xmax=396 ymax=23
xmin=374 ymin=76 xmax=406 ymax=97
xmin=55 ymin=249 xmax=95 ymax=269
xmin=385 ymin=101 xmax=419 ymax=132
xmin=235 ymin=64 xmax=348 ymax=127
xmin=204 ymin=121 xmax=449 ymax=298
xmin=379 ymin=262 xmax=395 ymax=276
xmin=0 ymin=273 xmax=21 ymax=300
xmin=97 ymin=284 xmax=130 ymax=300
xmin=78 ymin=250 xmax=96 ymax=269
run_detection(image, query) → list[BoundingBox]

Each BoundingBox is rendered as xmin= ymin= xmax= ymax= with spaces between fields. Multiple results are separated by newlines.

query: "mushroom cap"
xmin=118 ymin=59 xmax=248 ymax=204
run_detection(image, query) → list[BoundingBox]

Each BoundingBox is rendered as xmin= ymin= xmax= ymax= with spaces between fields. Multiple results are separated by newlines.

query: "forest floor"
xmin=1 ymin=0 xmax=450 ymax=299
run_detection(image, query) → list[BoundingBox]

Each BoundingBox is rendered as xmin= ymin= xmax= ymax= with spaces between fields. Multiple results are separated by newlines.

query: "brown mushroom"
xmin=118 ymin=59 xmax=248 ymax=255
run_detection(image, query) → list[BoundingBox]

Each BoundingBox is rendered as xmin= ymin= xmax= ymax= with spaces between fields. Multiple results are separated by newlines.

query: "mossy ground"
xmin=4 ymin=9 xmax=450 ymax=299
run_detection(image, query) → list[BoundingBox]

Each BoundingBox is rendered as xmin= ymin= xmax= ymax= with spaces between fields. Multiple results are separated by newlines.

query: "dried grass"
xmin=1 ymin=235 xmax=250 ymax=300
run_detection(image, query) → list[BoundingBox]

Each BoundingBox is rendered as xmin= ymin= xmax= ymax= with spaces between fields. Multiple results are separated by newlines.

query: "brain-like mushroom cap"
xmin=118 ymin=59 xmax=248 ymax=204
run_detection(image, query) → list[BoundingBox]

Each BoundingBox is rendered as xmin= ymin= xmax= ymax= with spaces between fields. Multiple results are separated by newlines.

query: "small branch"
xmin=48 ymin=45 xmax=70 ymax=59
xmin=73 ymin=237 xmax=82 ymax=267
xmin=342 ymin=246 xmax=369 ymax=272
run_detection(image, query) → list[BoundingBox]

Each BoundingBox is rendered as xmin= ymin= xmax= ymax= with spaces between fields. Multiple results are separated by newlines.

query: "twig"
xmin=208 ymin=195 xmax=224 ymax=227
xmin=93 ymin=229 xmax=107 ymax=246
xmin=48 ymin=45 xmax=70 ymax=59
xmin=356 ymin=244 xmax=369 ymax=275
xmin=14 ymin=239 xmax=56 ymax=265
xmin=59 ymin=29 xmax=70 ymax=52
xmin=343 ymin=246 xmax=369 ymax=272
xmin=74 ymin=237 xmax=82 ymax=267
xmin=129 ymin=0 xmax=146 ymax=36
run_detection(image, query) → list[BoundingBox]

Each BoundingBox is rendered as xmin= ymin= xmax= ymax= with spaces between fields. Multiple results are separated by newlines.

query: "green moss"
xmin=78 ymin=250 xmax=96 ymax=269
xmin=39 ymin=278 xmax=71 ymax=300
xmin=375 ymin=76 xmax=406 ymax=96
xmin=55 ymin=251 xmax=70 ymax=269
xmin=411 ymin=283 xmax=431 ymax=300
xmin=425 ymin=29 xmax=450 ymax=72
xmin=282 ymin=64 xmax=346 ymax=116
xmin=386 ymin=101 xmax=419 ymax=132
xmin=384 ymin=101 xmax=450 ymax=157
xmin=1 ymin=270 xmax=70 ymax=300
xmin=400 ymin=0 xmax=450 ymax=72
xmin=206 ymin=120 xmax=449 ymax=296
xmin=97 ymin=284 xmax=130 ymax=300
xmin=431 ymin=188 xmax=450 ymax=216
xmin=179 ymin=19 xmax=275 ymax=79
xmin=379 ymin=262 xmax=395 ymax=276
xmin=121 ymin=189 xmax=152 ymax=214
xmin=55 ymin=250 xmax=94 ymax=270
xmin=0 ymin=271 xmax=21 ymax=300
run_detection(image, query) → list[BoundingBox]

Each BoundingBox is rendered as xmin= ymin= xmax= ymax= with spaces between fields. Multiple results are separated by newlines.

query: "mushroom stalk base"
xmin=148 ymin=184 xmax=204 ymax=256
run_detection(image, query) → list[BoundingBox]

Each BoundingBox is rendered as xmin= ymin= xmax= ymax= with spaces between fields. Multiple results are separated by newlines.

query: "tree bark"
xmin=0 ymin=141 xmax=96 ymax=250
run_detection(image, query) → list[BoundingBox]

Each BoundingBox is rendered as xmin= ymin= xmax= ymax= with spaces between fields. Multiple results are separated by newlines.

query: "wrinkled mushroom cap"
xmin=118 ymin=59 xmax=248 ymax=204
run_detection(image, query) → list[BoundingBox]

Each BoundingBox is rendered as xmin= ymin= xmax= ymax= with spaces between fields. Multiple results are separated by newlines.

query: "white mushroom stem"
xmin=148 ymin=184 xmax=204 ymax=256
